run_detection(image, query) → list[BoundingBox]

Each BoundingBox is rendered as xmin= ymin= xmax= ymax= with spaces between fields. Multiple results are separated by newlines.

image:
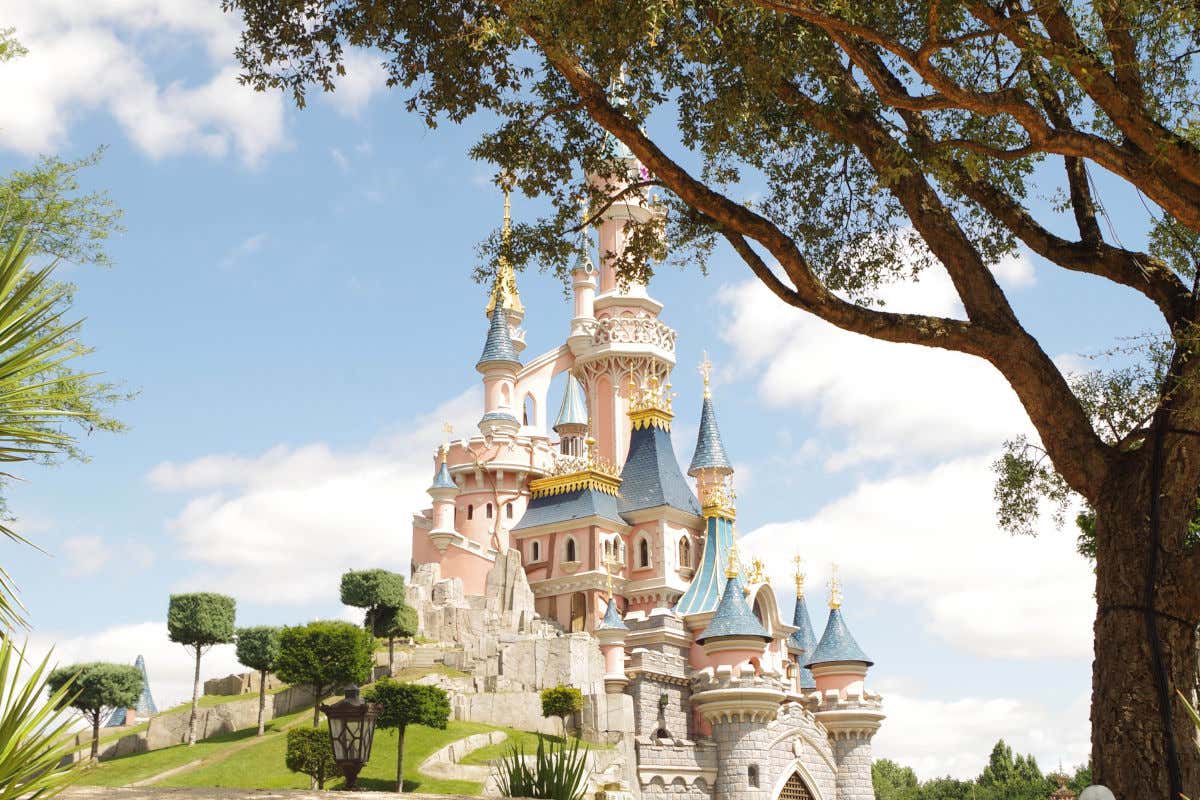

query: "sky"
xmin=0 ymin=0 xmax=1170 ymax=782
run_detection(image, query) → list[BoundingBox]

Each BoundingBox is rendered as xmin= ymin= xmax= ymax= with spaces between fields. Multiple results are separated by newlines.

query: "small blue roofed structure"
xmin=696 ymin=572 xmax=770 ymax=643
xmin=806 ymin=607 xmax=873 ymax=667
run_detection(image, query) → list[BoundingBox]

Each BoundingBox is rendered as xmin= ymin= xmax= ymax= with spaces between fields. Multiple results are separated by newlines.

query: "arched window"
xmin=678 ymin=537 xmax=691 ymax=568
xmin=506 ymin=502 xmax=513 ymax=519
xmin=531 ymin=540 xmax=541 ymax=562
xmin=486 ymin=503 xmax=493 ymax=519
xmin=466 ymin=504 xmax=474 ymax=520
xmin=639 ymin=538 xmax=650 ymax=568
xmin=565 ymin=537 xmax=578 ymax=563
xmin=747 ymin=765 xmax=759 ymax=788
xmin=523 ymin=395 xmax=536 ymax=427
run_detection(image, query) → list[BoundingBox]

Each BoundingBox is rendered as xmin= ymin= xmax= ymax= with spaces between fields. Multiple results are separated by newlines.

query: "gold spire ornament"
xmin=725 ymin=542 xmax=740 ymax=579
xmin=793 ymin=554 xmax=805 ymax=595
xmin=699 ymin=351 xmax=713 ymax=399
xmin=440 ymin=422 xmax=454 ymax=459
xmin=828 ymin=563 xmax=843 ymax=610
xmin=486 ymin=184 xmax=524 ymax=315
xmin=748 ymin=557 xmax=767 ymax=585
xmin=603 ymin=551 xmax=619 ymax=600
xmin=628 ymin=371 xmax=674 ymax=431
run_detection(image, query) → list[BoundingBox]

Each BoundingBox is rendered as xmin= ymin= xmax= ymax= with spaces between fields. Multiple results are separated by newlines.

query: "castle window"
xmin=748 ymin=765 xmax=759 ymax=788
xmin=531 ymin=541 xmax=541 ymax=562
xmin=486 ymin=503 xmax=494 ymax=519
xmin=638 ymin=538 xmax=650 ymax=568
xmin=506 ymin=502 xmax=513 ymax=519
xmin=467 ymin=504 xmax=474 ymax=521
xmin=565 ymin=537 xmax=578 ymax=563
xmin=678 ymin=537 xmax=691 ymax=568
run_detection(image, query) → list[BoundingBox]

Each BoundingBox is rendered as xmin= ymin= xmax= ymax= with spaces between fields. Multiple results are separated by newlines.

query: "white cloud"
xmin=873 ymin=683 xmax=1090 ymax=780
xmin=741 ymin=456 xmax=1094 ymax=660
xmin=59 ymin=535 xmax=111 ymax=577
xmin=322 ymin=49 xmax=388 ymax=118
xmin=150 ymin=389 xmax=481 ymax=605
xmin=219 ymin=232 xmax=267 ymax=268
xmin=0 ymin=0 xmax=287 ymax=165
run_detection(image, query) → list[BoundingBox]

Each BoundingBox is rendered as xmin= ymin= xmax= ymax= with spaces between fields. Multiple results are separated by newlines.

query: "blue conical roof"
xmin=430 ymin=460 xmax=456 ymax=491
xmin=476 ymin=306 xmax=520 ymax=370
xmin=696 ymin=573 xmax=770 ymax=643
xmin=789 ymin=594 xmax=819 ymax=689
xmin=676 ymin=515 xmax=735 ymax=615
xmin=618 ymin=423 xmax=700 ymax=517
xmin=805 ymin=607 xmax=873 ymax=667
xmin=597 ymin=597 xmax=628 ymax=630
xmin=554 ymin=376 xmax=588 ymax=431
xmin=105 ymin=654 xmax=157 ymax=727
xmin=572 ymin=229 xmax=595 ymax=274
xmin=688 ymin=395 xmax=732 ymax=476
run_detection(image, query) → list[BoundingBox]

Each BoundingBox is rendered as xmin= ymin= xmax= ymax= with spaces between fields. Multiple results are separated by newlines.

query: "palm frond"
xmin=0 ymin=639 xmax=82 ymax=799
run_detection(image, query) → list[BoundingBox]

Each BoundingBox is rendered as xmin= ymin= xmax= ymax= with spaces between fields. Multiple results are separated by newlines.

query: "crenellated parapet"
xmin=689 ymin=664 xmax=788 ymax=725
xmin=810 ymin=687 xmax=885 ymax=739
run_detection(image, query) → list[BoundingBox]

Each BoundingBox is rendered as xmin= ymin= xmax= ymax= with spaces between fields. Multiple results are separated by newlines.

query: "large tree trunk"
xmin=90 ymin=714 xmax=100 ymax=760
xmin=1092 ymin=458 xmax=1200 ymax=799
xmin=396 ymin=725 xmax=406 ymax=793
xmin=312 ymin=688 xmax=322 ymax=727
xmin=186 ymin=645 xmax=201 ymax=746
xmin=389 ymin=635 xmax=395 ymax=674
xmin=256 ymin=670 xmax=267 ymax=736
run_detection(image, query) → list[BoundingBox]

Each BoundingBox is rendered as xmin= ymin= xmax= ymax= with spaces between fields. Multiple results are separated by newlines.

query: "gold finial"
xmin=699 ymin=351 xmax=713 ymax=399
xmin=748 ymin=557 xmax=767 ymax=585
xmin=440 ymin=422 xmax=454 ymax=460
xmin=725 ymin=541 xmax=740 ymax=579
xmin=503 ymin=187 xmax=512 ymax=238
xmin=793 ymin=555 xmax=805 ymax=595
xmin=603 ymin=551 xmax=619 ymax=600
xmin=486 ymin=182 xmax=524 ymax=315
xmin=579 ymin=195 xmax=589 ymax=225
xmin=828 ymin=563 xmax=843 ymax=610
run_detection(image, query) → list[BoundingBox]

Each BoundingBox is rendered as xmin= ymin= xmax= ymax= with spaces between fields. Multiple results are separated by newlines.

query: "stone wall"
xmin=203 ymin=671 xmax=286 ymax=697
xmin=636 ymin=739 xmax=717 ymax=800
xmin=144 ymin=686 xmax=318 ymax=750
xmin=629 ymin=674 xmax=691 ymax=741
xmin=705 ymin=703 xmax=838 ymax=800
xmin=831 ymin=735 xmax=874 ymax=800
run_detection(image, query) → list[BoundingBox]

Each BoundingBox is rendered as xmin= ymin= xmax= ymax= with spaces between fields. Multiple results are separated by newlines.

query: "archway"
xmin=776 ymin=772 xmax=813 ymax=800
xmin=570 ymin=592 xmax=586 ymax=632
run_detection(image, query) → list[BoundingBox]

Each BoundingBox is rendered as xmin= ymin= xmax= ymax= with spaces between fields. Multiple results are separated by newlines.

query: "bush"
xmin=493 ymin=736 xmax=589 ymax=800
xmin=285 ymin=726 xmax=337 ymax=790
xmin=364 ymin=679 xmax=450 ymax=792
xmin=540 ymin=685 xmax=583 ymax=734
xmin=274 ymin=620 xmax=374 ymax=726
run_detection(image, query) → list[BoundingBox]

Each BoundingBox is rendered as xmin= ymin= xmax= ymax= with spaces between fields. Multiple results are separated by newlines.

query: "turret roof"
xmin=105 ymin=654 xmax=157 ymax=727
xmin=675 ymin=515 xmax=736 ymax=615
xmin=430 ymin=459 xmax=456 ymax=491
xmin=554 ymin=376 xmax=588 ymax=431
xmin=805 ymin=607 xmax=873 ymax=667
xmin=476 ymin=305 xmax=521 ymax=370
xmin=597 ymin=597 xmax=628 ymax=630
xmin=617 ymin=423 xmax=700 ymax=517
xmin=688 ymin=395 xmax=732 ymax=476
xmin=789 ymin=594 xmax=819 ymax=689
xmin=696 ymin=573 xmax=770 ymax=643
xmin=512 ymin=486 xmax=626 ymax=531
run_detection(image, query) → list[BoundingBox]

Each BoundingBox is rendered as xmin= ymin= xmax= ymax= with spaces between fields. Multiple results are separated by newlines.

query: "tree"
xmin=372 ymin=603 xmax=419 ymax=661
xmin=540 ymin=686 xmax=583 ymax=737
xmin=872 ymin=759 xmax=920 ymax=800
xmin=274 ymin=620 xmax=374 ymax=726
xmin=339 ymin=569 xmax=411 ymax=671
xmin=364 ymin=679 xmax=450 ymax=793
xmin=167 ymin=593 xmax=236 ymax=746
xmin=285 ymin=726 xmax=338 ymax=790
xmin=227 ymin=3 xmax=1200 ymax=795
xmin=46 ymin=661 xmax=141 ymax=760
xmin=235 ymin=625 xmax=282 ymax=736
xmin=2 ymin=639 xmax=83 ymax=798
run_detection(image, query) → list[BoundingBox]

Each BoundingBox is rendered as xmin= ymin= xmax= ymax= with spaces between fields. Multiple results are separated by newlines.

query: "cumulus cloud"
xmin=149 ymin=389 xmax=481 ymax=605
xmin=321 ymin=49 xmax=388 ymax=118
xmin=59 ymin=535 xmax=111 ymax=577
xmin=0 ymin=0 xmax=289 ymax=165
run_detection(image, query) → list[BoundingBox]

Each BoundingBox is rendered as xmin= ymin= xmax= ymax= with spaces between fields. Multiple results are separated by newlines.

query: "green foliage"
xmin=47 ymin=660 xmax=142 ymax=758
xmin=540 ymin=686 xmax=583 ymax=724
xmin=0 ymin=639 xmax=82 ymax=798
xmin=872 ymin=758 xmax=919 ymax=800
xmin=365 ymin=680 xmax=450 ymax=733
xmin=167 ymin=593 xmax=237 ymax=648
xmin=373 ymin=603 xmax=419 ymax=640
xmin=236 ymin=626 xmax=282 ymax=673
xmin=492 ymin=735 xmax=589 ymax=800
xmin=275 ymin=620 xmax=374 ymax=723
xmin=340 ymin=568 xmax=406 ymax=610
xmin=284 ymin=726 xmax=337 ymax=790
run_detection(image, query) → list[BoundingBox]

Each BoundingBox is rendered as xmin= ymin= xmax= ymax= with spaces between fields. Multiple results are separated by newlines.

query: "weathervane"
xmin=793 ymin=554 xmax=805 ymax=595
xmin=699 ymin=351 xmax=713 ymax=399
xmin=828 ymin=563 xmax=843 ymax=610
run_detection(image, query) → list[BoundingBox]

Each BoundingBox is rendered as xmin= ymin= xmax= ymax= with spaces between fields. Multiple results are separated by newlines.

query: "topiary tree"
xmin=274 ymin=620 xmax=374 ymax=726
xmin=339 ymin=569 xmax=411 ymax=670
xmin=46 ymin=661 xmax=142 ymax=759
xmin=285 ymin=726 xmax=337 ymax=789
xmin=364 ymin=679 xmax=450 ymax=793
xmin=167 ymin=592 xmax=236 ymax=746
xmin=540 ymin=686 xmax=583 ymax=737
xmin=372 ymin=604 xmax=419 ymax=662
xmin=235 ymin=625 xmax=282 ymax=736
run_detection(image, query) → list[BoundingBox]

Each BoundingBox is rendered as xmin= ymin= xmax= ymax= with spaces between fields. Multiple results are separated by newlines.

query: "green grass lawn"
xmin=392 ymin=664 xmax=470 ymax=682
xmin=162 ymin=720 xmax=498 ymax=793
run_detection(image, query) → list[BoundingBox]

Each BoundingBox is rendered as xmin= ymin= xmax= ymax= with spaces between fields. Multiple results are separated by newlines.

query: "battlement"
xmin=809 ymin=687 xmax=885 ymax=740
xmin=690 ymin=665 xmax=789 ymax=725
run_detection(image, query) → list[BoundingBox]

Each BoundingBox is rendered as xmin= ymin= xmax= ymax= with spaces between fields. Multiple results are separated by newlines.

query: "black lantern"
xmin=319 ymin=685 xmax=381 ymax=789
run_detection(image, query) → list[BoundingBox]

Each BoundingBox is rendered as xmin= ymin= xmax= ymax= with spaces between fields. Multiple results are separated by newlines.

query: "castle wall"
xmin=830 ymin=735 xmax=875 ymax=800
xmin=637 ymin=739 xmax=717 ymax=800
xmin=708 ymin=704 xmax=838 ymax=800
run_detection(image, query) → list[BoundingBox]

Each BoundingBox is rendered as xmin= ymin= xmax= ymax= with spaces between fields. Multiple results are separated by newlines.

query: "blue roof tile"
xmin=554 ymin=376 xmax=589 ymax=430
xmin=789 ymin=594 xmax=819 ymax=689
xmin=688 ymin=395 xmax=732 ymax=476
xmin=618 ymin=424 xmax=700 ymax=517
xmin=675 ymin=515 xmax=735 ymax=616
xmin=430 ymin=460 xmax=456 ymax=491
xmin=476 ymin=306 xmax=520 ymax=370
xmin=597 ymin=597 xmax=628 ymax=630
xmin=513 ymin=487 xmax=626 ymax=531
xmin=696 ymin=573 xmax=770 ymax=643
xmin=805 ymin=607 xmax=873 ymax=667
xmin=479 ymin=411 xmax=519 ymax=424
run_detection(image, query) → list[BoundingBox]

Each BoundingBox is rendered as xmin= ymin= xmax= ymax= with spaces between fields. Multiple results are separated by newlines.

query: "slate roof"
xmin=430 ymin=460 xmax=456 ymax=491
xmin=675 ymin=515 xmax=736 ymax=615
xmin=476 ymin=305 xmax=521 ymax=370
xmin=554 ymin=376 xmax=588 ymax=431
xmin=805 ymin=607 xmax=873 ymax=667
xmin=789 ymin=594 xmax=819 ymax=689
xmin=597 ymin=597 xmax=629 ymax=630
xmin=696 ymin=573 xmax=770 ymax=643
xmin=480 ymin=411 xmax=519 ymax=424
xmin=512 ymin=487 xmax=626 ymax=531
xmin=617 ymin=423 xmax=700 ymax=517
xmin=688 ymin=395 xmax=732 ymax=476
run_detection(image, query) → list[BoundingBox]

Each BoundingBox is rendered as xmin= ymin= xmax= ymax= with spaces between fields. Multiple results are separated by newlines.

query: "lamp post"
xmin=320 ymin=685 xmax=381 ymax=789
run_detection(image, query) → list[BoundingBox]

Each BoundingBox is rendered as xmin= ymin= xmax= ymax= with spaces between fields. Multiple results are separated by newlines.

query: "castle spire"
xmin=806 ymin=572 xmax=873 ymax=668
xmin=789 ymin=555 xmax=819 ymax=690
xmin=688 ymin=354 xmax=732 ymax=477
xmin=486 ymin=184 xmax=524 ymax=318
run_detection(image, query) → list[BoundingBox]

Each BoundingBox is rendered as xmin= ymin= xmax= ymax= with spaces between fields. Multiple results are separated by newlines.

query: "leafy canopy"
xmin=285 ymin=726 xmax=338 ymax=789
xmin=364 ymin=679 xmax=450 ymax=732
xmin=235 ymin=625 xmax=282 ymax=673
xmin=339 ymin=568 xmax=406 ymax=610
xmin=540 ymin=686 xmax=583 ymax=721
xmin=46 ymin=662 xmax=142 ymax=721
xmin=167 ymin=593 xmax=236 ymax=648
xmin=274 ymin=620 xmax=374 ymax=693
xmin=372 ymin=603 xmax=419 ymax=640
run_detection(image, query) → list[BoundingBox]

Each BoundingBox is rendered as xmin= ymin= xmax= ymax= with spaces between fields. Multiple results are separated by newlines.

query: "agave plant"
xmin=0 ymin=638 xmax=82 ymax=799
xmin=493 ymin=735 xmax=589 ymax=800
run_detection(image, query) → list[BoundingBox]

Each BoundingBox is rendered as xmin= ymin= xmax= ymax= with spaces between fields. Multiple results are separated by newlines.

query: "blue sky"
xmin=0 ymin=0 xmax=1169 ymax=781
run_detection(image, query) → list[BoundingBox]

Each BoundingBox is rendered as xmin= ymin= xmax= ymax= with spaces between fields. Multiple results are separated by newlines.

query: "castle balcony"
xmin=571 ymin=315 xmax=677 ymax=370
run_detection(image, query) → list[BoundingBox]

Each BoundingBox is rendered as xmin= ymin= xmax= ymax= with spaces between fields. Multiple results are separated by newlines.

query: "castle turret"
xmin=554 ymin=375 xmax=589 ymax=457
xmin=788 ymin=558 xmax=819 ymax=692
xmin=486 ymin=188 xmax=525 ymax=353
xmin=568 ymin=227 xmax=597 ymax=353
xmin=694 ymin=550 xmax=771 ymax=668
xmin=595 ymin=595 xmax=630 ymax=694
xmin=476 ymin=300 xmax=522 ymax=438
xmin=426 ymin=449 xmax=460 ymax=551
xmin=808 ymin=567 xmax=884 ymax=800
